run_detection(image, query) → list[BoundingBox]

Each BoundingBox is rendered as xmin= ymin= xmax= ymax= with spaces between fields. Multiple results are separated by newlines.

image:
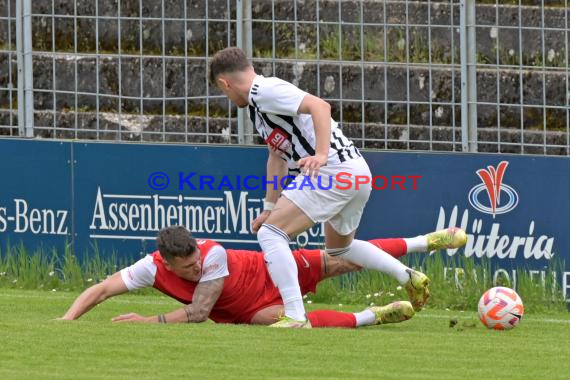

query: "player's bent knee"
xmin=258 ymin=224 xmax=290 ymax=245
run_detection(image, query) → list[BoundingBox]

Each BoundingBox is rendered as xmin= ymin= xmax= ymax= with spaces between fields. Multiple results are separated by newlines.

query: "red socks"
xmin=368 ymin=238 xmax=408 ymax=259
xmin=306 ymin=238 xmax=409 ymax=328
xmin=307 ymin=310 xmax=357 ymax=328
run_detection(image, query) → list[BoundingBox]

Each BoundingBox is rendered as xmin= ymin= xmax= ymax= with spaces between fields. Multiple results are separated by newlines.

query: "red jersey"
xmin=120 ymin=239 xmax=323 ymax=323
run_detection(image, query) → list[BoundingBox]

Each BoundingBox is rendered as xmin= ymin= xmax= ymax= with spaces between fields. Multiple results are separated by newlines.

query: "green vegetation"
xmin=253 ymin=23 xmax=455 ymax=64
xmin=0 ymin=244 xmax=130 ymax=292
xmin=1 ymin=289 xmax=570 ymax=379
xmin=478 ymin=0 xmax=566 ymax=6
xmin=1 ymin=244 xmax=566 ymax=313
xmin=311 ymin=253 xmax=567 ymax=314
xmin=27 ymin=12 xmax=566 ymax=69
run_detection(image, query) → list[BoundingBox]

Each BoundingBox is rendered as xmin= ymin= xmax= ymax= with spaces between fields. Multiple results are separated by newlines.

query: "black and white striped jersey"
xmin=247 ymin=75 xmax=361 ymax=168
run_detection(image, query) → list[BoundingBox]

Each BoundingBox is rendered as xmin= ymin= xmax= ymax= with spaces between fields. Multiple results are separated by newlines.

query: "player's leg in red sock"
xmin=307 ymin=310 xmax=357 ymax=328
xmin=367 ymin=238 xmax=408 ymax=258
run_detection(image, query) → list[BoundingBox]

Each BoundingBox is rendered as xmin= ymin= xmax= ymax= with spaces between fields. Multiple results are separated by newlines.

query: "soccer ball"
xmin=478 ymin=286 xmax=524 ymax=330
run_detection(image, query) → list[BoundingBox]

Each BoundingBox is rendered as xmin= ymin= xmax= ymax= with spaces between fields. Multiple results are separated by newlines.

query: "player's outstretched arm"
xmin=59 ymin=272 xmax=129 ymax=320
xmin=252 ymin=148 xmax=287 ymax=232
xmin=112 ymin=277 xmax=225 ymax=324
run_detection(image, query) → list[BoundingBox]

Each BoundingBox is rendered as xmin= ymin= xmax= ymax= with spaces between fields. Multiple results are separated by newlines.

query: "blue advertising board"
xmin=359 ymin=152 xmax=562 ymax=266
xmin=0 ymin=140 xmax=72 ymax=250
xmin=73 ymin=143 xmax=268 ymax=257
xmin=0 ymin=138 xmax=568 ymax=298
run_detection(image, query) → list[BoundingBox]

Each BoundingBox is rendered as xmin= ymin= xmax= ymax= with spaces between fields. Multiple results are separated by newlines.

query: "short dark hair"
xmin=156 ymin=226 xmax=198 ymax=262
xmin=209 ymin=47 xmax=251 ymax=84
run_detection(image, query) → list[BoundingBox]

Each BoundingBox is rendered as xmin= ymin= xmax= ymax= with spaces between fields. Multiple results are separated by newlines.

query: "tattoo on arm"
xmin=184 ymin=277 xmax=225 ymax=323
xmin=184 ymin=305 xmax=192 ymax=322
xmin=323 ymin=253 xmax=329 ymax=275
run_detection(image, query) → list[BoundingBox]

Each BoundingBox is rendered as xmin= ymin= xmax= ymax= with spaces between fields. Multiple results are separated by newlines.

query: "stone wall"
xmin=0 ymin=0 xmax=568 ymax=154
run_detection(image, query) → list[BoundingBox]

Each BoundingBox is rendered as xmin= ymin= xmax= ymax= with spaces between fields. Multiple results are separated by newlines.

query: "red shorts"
xmin=295 ymin=248 xmax=324 ymax=295
xmin=240 ymin=248 xmax=323 ymax=323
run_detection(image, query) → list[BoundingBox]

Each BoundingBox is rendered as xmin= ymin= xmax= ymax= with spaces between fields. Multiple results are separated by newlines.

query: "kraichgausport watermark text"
xmin=148 ymin=172 xmax=422 ymax=191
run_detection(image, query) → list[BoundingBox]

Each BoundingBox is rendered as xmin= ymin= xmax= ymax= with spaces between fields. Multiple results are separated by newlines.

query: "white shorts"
xmin=282 ymin=156 xmax=372 ymax=236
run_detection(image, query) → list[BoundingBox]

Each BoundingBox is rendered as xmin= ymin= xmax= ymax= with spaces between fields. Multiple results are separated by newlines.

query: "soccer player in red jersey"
xmin=60 ymin=226 xmax=467 ymax=328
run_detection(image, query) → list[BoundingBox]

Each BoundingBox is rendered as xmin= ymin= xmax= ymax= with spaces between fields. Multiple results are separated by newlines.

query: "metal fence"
xmin=0 ymin=0 xmax=568 ymax=155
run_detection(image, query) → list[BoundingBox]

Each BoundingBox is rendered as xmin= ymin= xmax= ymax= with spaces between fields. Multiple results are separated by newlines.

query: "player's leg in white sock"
xmin=258 ymin=224 xmax=306 ymax=321
xmin=327 ymin=240 xmax=411 ymax=285
xmin=404 ymin=235 xmax=428 ymax=253
xmin=353 ymin=309 xmax=376 ymax=327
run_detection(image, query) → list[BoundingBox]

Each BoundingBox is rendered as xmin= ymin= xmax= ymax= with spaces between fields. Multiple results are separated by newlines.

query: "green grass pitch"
xmin=1 ymin=289 xmax=569 ymax=380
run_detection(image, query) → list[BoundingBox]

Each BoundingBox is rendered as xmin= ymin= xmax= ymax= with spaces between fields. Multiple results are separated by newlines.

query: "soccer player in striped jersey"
xmin=209 ymin=47 xmax=432 ymax=327
xmin=60 ymin=226 xmax=467 ymax=328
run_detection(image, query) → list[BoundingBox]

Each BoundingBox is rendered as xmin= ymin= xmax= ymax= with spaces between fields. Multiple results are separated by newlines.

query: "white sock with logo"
xmin=258 ymin=224 xmax=306 ymax=321
xmin=327 ymin=239 xmax=411 ymax=285
xmin=404 ymin=235 xmax=428 ymax=253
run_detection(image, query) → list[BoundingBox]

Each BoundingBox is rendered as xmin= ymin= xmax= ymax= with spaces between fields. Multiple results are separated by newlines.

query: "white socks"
xmin=258 ymin=224 xmax=306 ymax=321
xmin=353 ymin=310 xmax=376 ymax=327
xmin=327 ymin=239 xmax=411 ymax=285
xmin=404 ymin=235 xmax=428 ymax=253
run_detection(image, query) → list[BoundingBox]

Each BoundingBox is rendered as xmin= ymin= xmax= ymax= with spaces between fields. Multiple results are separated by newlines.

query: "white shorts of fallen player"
xmin=282 ymin=156 xmax=372 ymax=236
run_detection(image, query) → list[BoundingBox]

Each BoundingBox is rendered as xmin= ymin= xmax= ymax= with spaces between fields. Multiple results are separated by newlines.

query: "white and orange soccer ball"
xmin=478 ymin=286 xmax=524 ymax=330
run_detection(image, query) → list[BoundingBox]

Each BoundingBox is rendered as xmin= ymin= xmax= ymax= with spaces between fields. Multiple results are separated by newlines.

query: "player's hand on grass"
xmin=298 ymin=154 xmax=327 ymax=178
xmin=112 ymin=313 xmax=152 ymax=323
xmin=252 ymin=210 xmax=271 ymax=233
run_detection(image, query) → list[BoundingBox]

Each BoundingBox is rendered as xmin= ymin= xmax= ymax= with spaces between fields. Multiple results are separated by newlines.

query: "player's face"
xmin=216 ymin=75 xmax=249 ymax=108
xmin=165 ymin=249 xmax=202 ymax=282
